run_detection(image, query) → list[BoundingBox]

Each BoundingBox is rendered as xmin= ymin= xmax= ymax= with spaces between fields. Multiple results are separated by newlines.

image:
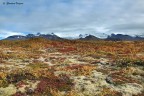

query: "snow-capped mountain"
xmin=79 ymin=34 xmax=100 ymax=40
xmin=4 ymin=33 xmax=62 ymax=40
xmin=106 ymin=34 xmax=144 ymax=41
xmin=79 ymin=34 xmax=90 ymax=38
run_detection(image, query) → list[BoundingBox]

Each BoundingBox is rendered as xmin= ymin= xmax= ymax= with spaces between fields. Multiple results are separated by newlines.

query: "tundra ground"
xmin=0 ymin=38 xmax=143 ymax=96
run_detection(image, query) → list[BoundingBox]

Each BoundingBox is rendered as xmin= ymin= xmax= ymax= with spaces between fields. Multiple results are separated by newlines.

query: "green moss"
xmin=116 ymin=58 xmax=144 ymax=67
xmin=27 ymin=63 xmax=48 ymax=69
xmin=0 ymin=80 xmax=9 ymax=88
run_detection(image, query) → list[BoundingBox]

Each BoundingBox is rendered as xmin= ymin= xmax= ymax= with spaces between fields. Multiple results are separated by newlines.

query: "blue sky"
xmin=0 ymin=0 xmax=144 ymax=38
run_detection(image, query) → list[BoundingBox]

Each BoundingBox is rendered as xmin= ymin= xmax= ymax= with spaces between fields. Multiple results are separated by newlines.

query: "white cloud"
xmin=0 ymin=0 xmax=144 ymax=38
xmin=0 ymin=30 xmax=25 ymax=38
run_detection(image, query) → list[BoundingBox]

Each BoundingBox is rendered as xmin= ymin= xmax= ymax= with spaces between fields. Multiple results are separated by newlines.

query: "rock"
xmin=26 ymin=88 xmax=34 ymax=94
xmin=106 ymin=76 xmax=113 ymax=84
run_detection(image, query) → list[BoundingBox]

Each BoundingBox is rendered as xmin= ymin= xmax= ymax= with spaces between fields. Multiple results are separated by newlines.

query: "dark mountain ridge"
xmin=3 ymin=33 xmax=144 ymax=41
xmin=79 ymin=35 xmax=100 ymax=40
xmin=106 ymin=34 xmax=144 ymax=41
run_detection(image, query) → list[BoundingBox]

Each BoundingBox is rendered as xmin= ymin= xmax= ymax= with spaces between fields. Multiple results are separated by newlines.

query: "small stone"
xmin=106 ymin=76 xmax=113 ymax=84
xmin=26 ymin=88 xmax=34 ymax=94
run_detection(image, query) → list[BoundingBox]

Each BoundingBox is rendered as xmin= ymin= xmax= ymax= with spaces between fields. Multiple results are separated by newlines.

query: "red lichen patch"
xmin=35 ymin=75 xmax=74 ymax=94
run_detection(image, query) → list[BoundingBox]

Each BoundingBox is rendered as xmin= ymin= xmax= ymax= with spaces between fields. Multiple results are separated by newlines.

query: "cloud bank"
xmin=0 ymin=0 xmax=144 ymax=38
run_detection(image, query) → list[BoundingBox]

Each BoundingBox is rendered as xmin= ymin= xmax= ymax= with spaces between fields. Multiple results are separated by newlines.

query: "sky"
xmin=0 ymin=0 xmax=144 ymax=38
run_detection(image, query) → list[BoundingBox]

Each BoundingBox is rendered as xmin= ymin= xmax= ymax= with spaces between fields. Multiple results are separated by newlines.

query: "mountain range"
xmin=3 ymin=33 xmax=144 ymax=41
xmin=4 ymin=33 xmax=62 ymax=40
xmin=106 ymin=34 xmax=144 ymax=41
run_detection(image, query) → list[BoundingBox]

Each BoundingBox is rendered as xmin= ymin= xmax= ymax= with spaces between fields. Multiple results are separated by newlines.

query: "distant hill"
xmin=106 ymin=34 xmax=144 ymax=41
xmin=4 ymin=33 xmax=63 ymax=40
xmin=79 ymin=34 xmax=100 ymax=40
